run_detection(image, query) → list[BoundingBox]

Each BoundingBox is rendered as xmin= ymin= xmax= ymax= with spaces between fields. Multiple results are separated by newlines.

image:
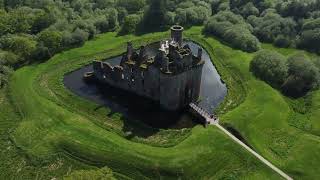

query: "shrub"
xmin=248 ymin=12 xmax=297 ymax=44
xmin=37 ymin=30 xmax=63 ymax=55
xmin=250 ymin=50 xmax=288 ymax=87
xmin=119 ymin=14 xmax=141 ymax=34
xmin=298 ymin=26 xmax=320 ymax=53
xmin=204 ymin=11 xmax=260 ymax=52
xmin=0 ymin=60 xmax=12 ymax=88
xmin=282 ymin=54 xmax=320 ymax=97
xmin=274 ymin=35 xmax=291 ymax=48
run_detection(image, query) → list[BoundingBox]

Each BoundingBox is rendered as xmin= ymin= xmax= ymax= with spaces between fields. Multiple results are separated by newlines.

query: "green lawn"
xmin=1 ymin=26 xmax=319 ymax=179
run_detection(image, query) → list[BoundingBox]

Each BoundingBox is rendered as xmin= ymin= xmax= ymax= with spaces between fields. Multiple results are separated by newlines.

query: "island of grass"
xmin=0 ymin=26 xmax=320 ymax=179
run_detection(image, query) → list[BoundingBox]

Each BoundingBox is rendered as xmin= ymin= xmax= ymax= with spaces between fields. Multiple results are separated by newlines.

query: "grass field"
xmin=0 ymin=26 xmax=319 ymax=179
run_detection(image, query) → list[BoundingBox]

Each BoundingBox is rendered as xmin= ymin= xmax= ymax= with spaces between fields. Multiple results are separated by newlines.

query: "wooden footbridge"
xmin=189 ymin=103 xmax=219 ymax=125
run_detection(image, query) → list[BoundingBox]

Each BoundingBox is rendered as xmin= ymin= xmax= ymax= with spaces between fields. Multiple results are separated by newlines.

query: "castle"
xmin=91 ymin=25 xmax=205 ymax=111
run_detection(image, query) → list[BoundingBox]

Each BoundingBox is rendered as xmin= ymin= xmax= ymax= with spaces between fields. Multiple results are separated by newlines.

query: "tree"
xmin=250 ymin=50 xmax=288 ymax=87
xmin=37 ymin=30 xmax=63 ymax=56
xmin=274 ymin=35 xmax=291 ymax=48
xmin=0 ymin=51 xmax=20 ymax=66
xmin=8 ymin=7 xmax=33 ymax=34
xmin=204 ymin=11 xmax=260 ymax=52
xmin=4 ymin=0 xmax=24 ymax=8
xmin=141 ymin=0 xmax=167 ymax=31
xmin=0 ymin=9 xmax=10 ymax=36
xmin=62 ymin=28 xmax=89 ymax=48
xmin=0 ymin=60 xmax=12 ymax=88
xmin=164 ymin=11 xmax=175 ymax=26
xmin=248 ymin=12 xmax=297 ymax=44
xmin=282 ymin=54 xmax=320 ymax=97
xmin=119 ymin=14 xmax=141 ymax=34
xmin=107 ymin=8 xmax=119 ymax=31
xmin=0 ymin=34 xmax=37 ymax=60
xmin=117 ymin=0 xmax=146 ymax=13
xmin=175 ymin=8 xmax=187 ymax=25
xmin=31 ymin=10 xmax=56 ymax=34
xmin=240 ymin=2 xmax=259 ymax=17
xmin=298 ymin=29 xmax=320 ymax=53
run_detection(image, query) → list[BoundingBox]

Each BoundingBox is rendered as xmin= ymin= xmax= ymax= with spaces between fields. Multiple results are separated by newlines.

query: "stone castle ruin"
xmin=92 ymin=25 xmax=205 ymax=110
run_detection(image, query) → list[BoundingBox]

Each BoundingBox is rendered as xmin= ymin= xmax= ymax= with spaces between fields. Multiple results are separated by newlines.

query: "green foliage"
xmin=1 ymin=0 xmax=320 ymax=67
xmin=141 ymin=0 xmax=167 ymax=31
xmin=204 ymin=11 xmax=260 ymax=52
xmin=274 ymin=35 xmax=291 ymax=48
xmin=37 ymin=30 xmax=63 ymax=56
xmin=0 ymin=50 xmax=19 ymax=66
xmin=117 ymin=0 xmax=146 ymax=13
xmin=119 ymin=14 xmax=141 ymax=34
xmin=282 ymin=53 xmax=320 ymax=97
xmin=0 ymin=34 xmax=36 ymax=60
xmin=250 ymin=50 xmax=320 ymax=97
xmin=298 ymin=19 xmax=320 ymax=53
xmin=63 ymin=28 xmax=89 ymax=48
xmin=240 ymin=2 xmax=260 ymax=17
xmin=250 ymin=50 xmax=288 ymax=87
xmin=0 ymin=60 xmax=12 ymax=87
xmin=248 ymin=12 xmax=297 ymax=44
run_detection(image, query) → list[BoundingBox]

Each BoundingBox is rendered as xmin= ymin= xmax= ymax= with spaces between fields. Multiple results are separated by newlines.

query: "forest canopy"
xmin=1 ymin=0 xmax=320 ymax=91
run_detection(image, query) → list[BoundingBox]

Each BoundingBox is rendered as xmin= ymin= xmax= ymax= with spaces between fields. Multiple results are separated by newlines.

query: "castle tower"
xmin=197 ymin=48 xmax=202 ymax=60
xmin=171 ymin=25 xmax=184 ymax=46
xmin=126 ymin=42 xmax=133 ymax=60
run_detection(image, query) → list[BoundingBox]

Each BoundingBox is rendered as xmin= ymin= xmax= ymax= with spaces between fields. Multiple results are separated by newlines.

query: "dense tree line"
xmin=250 ymin=50 xmax=320 ymax=97
xmin=204 ymin=11 xmax=260 ymax=52
xmin=0 ymin=0 xmax=145 ymax=88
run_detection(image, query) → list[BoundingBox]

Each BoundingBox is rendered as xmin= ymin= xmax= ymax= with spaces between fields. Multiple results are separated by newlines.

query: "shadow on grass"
xmin=221 ymin=122 xmax=254 ymax=149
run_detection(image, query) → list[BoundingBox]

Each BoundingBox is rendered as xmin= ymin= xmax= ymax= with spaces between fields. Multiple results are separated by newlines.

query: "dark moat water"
xmin=63 ymin=42 xmax=227 ymax=129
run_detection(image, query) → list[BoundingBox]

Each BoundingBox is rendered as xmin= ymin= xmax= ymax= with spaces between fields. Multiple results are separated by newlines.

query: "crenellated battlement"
xmin=91 ymin=25 xmax=205 ymax=111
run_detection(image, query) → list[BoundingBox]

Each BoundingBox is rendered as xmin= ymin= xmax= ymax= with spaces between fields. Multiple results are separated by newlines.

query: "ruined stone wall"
xmin=159 ymin=63 xmax=203 ymax=110
xmin=93 ymin=60 xmax=161 ymax=102
xmin=92 ymin=55 xmax=204 ymax=111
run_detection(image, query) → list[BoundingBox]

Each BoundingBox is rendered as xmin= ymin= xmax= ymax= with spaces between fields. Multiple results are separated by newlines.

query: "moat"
xmin=64 ymin=41 xmax=227 ymax=129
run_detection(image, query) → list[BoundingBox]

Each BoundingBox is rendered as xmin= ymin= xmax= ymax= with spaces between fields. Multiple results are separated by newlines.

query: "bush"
xmin=63 ymin=28 xmax=89 ymax=48
xmin=248 ymin=12 xmax=297 ymax=44
xmin=0 ymin=60 xmax=13 ymax=88
xmin=224 ymin=26 xmax=261 ymax=52
xmin=250 ymin=50 xmax=288 ymax=87
xmin=274 ymin=35 xmax=291 ymax=48
xmin=204 ymin=11 xmax=260 ymax=52
xmin=0 ymin=51 xmax=20 ymax=66
xmin=298 ymin=25 xmax=320 ymax=53
xmin=0 ymin=34 xmax=37 ymax=60
xmin=119 ymin=14 xmax=141 ymax=34
xmin=37 ymin=30 xmax=63 ymax=55
xmin=282 ymin=54 xmax=320 ymax=97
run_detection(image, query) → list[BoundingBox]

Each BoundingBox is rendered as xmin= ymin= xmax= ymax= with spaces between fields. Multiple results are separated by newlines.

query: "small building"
xmin=92 ymin=25 xmax=205 ymax=111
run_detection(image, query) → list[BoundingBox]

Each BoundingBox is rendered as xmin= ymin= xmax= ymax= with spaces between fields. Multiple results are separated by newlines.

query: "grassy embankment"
xmin=0 ymin=29 xmax=280 ymax=179
xmin=1 ymin=25 xmax=320 ymax=179
xmin=188 ymin=26 xmax=320 ymax=179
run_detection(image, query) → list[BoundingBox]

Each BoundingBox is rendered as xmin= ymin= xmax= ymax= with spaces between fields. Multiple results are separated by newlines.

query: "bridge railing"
xmin=189 ymin=103 xmax=219 ymax=126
